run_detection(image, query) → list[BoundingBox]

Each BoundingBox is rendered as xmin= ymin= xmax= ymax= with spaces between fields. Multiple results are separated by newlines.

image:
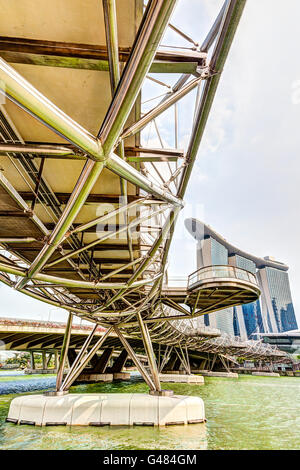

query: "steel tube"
xmin=68 ymin=198 xmax=144 ymax=236
xmin=128 ymin=207 xmax=180 ymax=285
xmin=169 ymin=23 xmax=199 ymax=47
xmin=0 ymin=171 xmax=49 ymax=236
xmin=114 ymin=326 xmax=156 ymax=390
xmin=0 ymin=260 xmax=163 ymax=290
xmin=103 ymin=0 xmax=120 ymax=94
xmin=56 ymin=312 xmax=73 ymax=391
xmin=0 ymin=271 xmax=151 ymax=316
xmin=102 ymin=0 xmax=128 ymax=199
xmin=0 ymin=58 xmax=182 ymax=206
xmin=61 ymin=327 xmax=113 ymax=390
xmin=174 ymin=347 xmax=189 ymax=374
xmin=45 ymin=205 xmax=168 ymax=268
xmin=178 ymin=0 xmax=246 ymax=200
xmin=15 ymin=160 xmax=104 ymax=289
xmin=0 ymin=58 xmax=105 ymax=161
xmin=98 ymin=0 xmax=178 ymax=155
xmin=200 ymin=0 xmax=228 ymax=52
xmin=60 ymin=324 xmax=98 ymax=390
xmin=98 ymin=256 xmax=143 ymax=282
xmin=0 ymin=237 xmax=37 ymax=243
xmin=107 ymin=154 xmax=183 ymax=206
xmin=0 ymin=142 xmax=76 ymax=156
xmin=120 ymin=76 xmax=202 ymax=141
xmin=158 ymin=0 xmax=246 ymax=269
xmin=137 ymin=312 xmax=161 ymax=391
xmin=158 ymin=74 xmax=191 ymax=106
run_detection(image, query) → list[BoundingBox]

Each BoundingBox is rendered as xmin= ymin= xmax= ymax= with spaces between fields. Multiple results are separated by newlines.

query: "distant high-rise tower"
xmin=185 ymin=219 xmax=298 ymax=338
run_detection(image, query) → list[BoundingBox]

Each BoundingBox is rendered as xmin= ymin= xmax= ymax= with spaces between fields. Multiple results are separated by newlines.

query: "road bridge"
xmin=0 ymin=316 xmax=287 ymax=376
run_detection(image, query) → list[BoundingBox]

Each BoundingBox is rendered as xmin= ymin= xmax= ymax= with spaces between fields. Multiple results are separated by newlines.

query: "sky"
xmin=0 ymin=0 xmax=299 ymax=327
xmin=167 ymin=0 xmax=300 ymax=326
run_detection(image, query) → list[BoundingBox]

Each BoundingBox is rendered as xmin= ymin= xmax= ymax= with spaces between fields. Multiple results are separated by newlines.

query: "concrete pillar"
xmin=46 ymin=352 xmax=53 ymax=369
xmin=54 ymin=350 xmax=59 ymax=370
xmin=30 ymin=351 xmax=35 ymax=370
xmin=67 ymin=349 xmax=77 ymax=367
xmin=110 ymin=350 xmax=128 ymax=373
xmin=42 ymin=351 xmax=47 ymax=370
xmin=56 ymin=312 xmax=73 ymax=391
xmin=92 ymin=348 xmax=114 ymax=374
xmin=163 ymin=354 xmax=180 ymax=372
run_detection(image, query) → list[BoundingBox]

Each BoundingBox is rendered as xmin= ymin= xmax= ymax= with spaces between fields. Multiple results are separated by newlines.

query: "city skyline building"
xmin=185 ymin=219 xmax=298 ymax=339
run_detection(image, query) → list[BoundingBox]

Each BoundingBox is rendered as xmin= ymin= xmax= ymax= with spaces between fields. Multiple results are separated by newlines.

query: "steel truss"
xmin=0 ymin=0 xmax=286 ymax=392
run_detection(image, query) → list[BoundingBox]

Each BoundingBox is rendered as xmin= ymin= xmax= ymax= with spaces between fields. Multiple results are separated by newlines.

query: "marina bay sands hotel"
xmin=185 ymin=219 xmax=298 ymax=340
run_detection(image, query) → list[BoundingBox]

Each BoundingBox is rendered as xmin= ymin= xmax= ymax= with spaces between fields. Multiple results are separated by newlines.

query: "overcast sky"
xmin=0 ymin=0 xmax=299 ymax=327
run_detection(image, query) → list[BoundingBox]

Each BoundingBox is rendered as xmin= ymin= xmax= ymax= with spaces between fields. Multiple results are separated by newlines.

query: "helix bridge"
xmin=0 ymin=0 xmax=288 ymax=398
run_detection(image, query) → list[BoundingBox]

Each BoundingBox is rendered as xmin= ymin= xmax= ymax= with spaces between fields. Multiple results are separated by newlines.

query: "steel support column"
xmin=137 ymin=311 xmax=161 ymax=391
xmin=60 ymin=324 xmax=98 ymax=389
xmin=61 ymin=327 xmax=113 ymax=391
xmin=30 ymin=351 xmax=35 ymax=370
xmin=56 ymin=312 xmax=73 ymax=391
xmin=114 ymin=326 xmax=156 ymax=390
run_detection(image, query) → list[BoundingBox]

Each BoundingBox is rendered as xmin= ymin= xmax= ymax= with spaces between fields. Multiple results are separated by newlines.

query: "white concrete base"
xmin=7 ymin=393 xmax=205 ymax=427
xmin=77 ymin=373 xmax=113 ymax=383
xmin=159 ymin=374 xmax=204 ymax=384
xmin=252 ymin=372 xmax=280 ymax=377
xmin=194 ymin=370 xmax=238 ymax=378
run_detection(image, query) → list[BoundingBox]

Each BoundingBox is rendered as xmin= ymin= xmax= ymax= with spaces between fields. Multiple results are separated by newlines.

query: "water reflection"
xmin=2 ymin=416 xmax=207 ymax=450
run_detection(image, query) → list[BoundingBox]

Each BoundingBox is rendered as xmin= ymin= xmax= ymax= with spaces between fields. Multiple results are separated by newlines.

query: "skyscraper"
xmin=185 ymin=219 xmax=298 ymax=338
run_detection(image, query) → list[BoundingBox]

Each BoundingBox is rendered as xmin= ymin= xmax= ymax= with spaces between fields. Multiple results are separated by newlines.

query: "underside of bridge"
xmin=0 ymin=0 xmax=288 ymax=396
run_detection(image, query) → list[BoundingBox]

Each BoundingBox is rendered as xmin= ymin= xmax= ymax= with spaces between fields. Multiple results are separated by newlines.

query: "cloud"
xmin=168 ymin=0 xmax=300 ymax=325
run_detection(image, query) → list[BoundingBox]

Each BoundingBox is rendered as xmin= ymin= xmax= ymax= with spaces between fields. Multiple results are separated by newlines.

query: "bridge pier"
xmin=30 ymin=351 xmax=35 ymax=370
xmin=91 ymin=348 xmax=114 ymax=374
xmin=26 ymin=350 xmax=59 ymax=374
xmin=109 ymin=350 xmax=131 ymax=381
xmin=110 ymin=349 xmax=128 ymax=373
xmin=76 ymin=348 xmax=115 ymax=383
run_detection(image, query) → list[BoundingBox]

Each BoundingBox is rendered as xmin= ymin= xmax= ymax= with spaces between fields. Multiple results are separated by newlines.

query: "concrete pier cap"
xmin=7 ymin=393 xmax=205 ymax=427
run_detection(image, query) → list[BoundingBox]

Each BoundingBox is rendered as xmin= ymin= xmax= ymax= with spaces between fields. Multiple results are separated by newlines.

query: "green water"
xmin=0 ymin=375 xmax=299 ymax=450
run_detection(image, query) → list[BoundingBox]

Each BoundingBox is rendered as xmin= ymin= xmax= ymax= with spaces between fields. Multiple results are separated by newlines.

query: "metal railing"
xmin=188 ymin=265 xmax=258 ymax=290
xmin=163 ymin=276 xmax=187 ymax=288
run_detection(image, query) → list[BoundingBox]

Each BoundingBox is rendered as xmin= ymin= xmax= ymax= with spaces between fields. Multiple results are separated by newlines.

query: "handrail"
xmin=188 ymin=265 xmax=258 ymax=289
